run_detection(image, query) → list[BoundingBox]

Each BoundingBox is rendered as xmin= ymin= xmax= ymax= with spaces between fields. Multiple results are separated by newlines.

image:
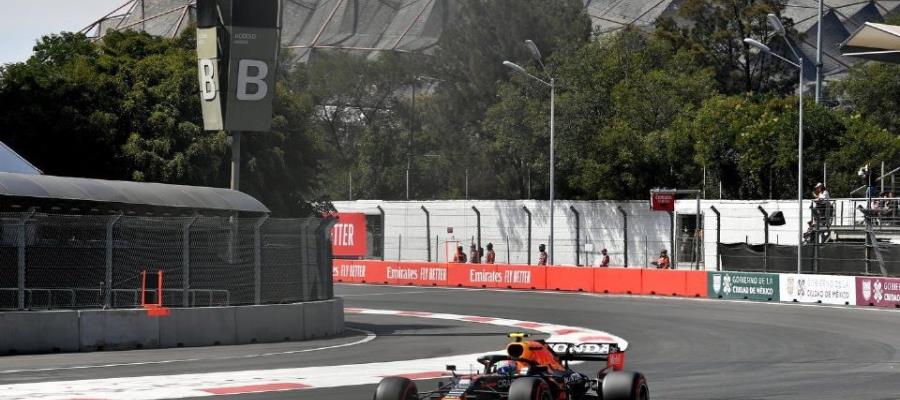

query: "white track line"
xmin=0 ymin=308 xmax=625 ymax=399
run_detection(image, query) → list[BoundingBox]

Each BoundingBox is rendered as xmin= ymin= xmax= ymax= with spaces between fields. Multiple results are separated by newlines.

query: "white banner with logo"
xmin=779 ymin=274 xmax=856 ymax=305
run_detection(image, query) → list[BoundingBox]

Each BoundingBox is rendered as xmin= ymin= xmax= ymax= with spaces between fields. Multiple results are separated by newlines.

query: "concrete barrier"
xmin=0 ymin=311 xmax=79 ymax=354
xmin=0 ymin=299 xmax=344 ymax=355
xmin=235 ymin=304 xmax=304 ymax=343
xmin=304 ymin=299 xmax=342 ymax=339
xmin=79 ymin=309 xmax=160 ymax=351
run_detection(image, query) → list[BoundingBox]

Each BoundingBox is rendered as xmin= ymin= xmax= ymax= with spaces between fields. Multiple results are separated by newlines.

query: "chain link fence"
xmin=0 ymin=212 xmax=334 ymax=311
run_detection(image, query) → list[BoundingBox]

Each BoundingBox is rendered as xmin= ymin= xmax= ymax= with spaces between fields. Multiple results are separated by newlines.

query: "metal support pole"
xmin=549 ymin=78 xmax=556 ymax=265
xmin=17 ymin=209 xmax=35 ymax=311
xmin=422 ymin=206 xmax=431 ymax=262
xmin=669 ymin=211 xmax=675 ymax=269
xmin=710 ymin=206 xmax=721 ymax=271
xmin=815 ymin=0 xmax=823 ymax=104
xmin=617 ymin=207 xmax=628 ymax=268
xmin=183 ymin=216 xmax=199 ymax=307
xmin=570 ymin=206 xmax=580 ymax=266
xmin=695 ymin=196 xmax=701 ymax=270
xmin=523 ymin=205 xmax=532 ymax=265
xmin=377 ymin=205 xmax=385 ymax=261
xmin=253 ymin=215 xmax=269 ymax=305
xmin=758 ymin=206 xmax=769 ymax=272
xmin=104 ymin=213 xmax=123 ymax=308
xmin=797 ymin=57 xmax=805 ymax=275
xmin=230 ymin=131 xmax=241 ymax=190
xmin=472 ymin=206 xmax=481 ymax=251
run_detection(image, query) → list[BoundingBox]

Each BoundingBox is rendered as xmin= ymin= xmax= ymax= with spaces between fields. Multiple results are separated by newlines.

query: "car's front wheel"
xmin=373 ymin=377 xmax=418 ymax=400
xmin=601 ymin=371 xmax=649 ymax=400
xmin=509 ymin=377 xmax=552 ymax=400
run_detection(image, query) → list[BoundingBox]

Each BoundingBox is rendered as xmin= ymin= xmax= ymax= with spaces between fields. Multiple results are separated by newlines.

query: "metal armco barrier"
xmin=333 ymin=259 xmax=900 ymax=310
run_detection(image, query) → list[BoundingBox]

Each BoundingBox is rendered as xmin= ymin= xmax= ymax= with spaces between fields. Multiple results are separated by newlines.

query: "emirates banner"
xmin=856 ymin=277 xmax=900 ymax=308
xmin=779 ymin=274 xmax=856 ymax=305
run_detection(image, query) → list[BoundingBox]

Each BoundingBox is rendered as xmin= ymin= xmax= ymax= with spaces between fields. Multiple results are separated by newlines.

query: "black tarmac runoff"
xmin=2 ymin=283 xmax=899 ymax=400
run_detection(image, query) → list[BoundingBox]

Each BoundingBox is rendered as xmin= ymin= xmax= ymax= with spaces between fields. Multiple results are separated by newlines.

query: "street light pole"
xmin=503 ymin=51 xmax=557 ymax=265
xmin=798 ymin=57 xmax=804 ymax=275
xmin=745 ymin=15 xmax=805 ymax=274
xmin=549 ymin=77 xmax=555 ymax=265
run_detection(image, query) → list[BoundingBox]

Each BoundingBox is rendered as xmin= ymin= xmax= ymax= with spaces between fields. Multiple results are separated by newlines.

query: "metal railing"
xmin=0 ymin=213 xmax=335 ymax=311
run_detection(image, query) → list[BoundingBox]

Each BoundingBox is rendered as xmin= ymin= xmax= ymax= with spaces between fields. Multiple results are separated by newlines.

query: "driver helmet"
xmin=494 ymin=360 xmax=519 ymax=376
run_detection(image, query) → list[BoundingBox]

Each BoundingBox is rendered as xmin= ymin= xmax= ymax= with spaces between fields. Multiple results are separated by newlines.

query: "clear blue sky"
xmin=0 ymin=0 xmax=123 ymax=65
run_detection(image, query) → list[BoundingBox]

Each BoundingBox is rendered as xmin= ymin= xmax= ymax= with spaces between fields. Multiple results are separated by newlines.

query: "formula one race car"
xmin=373 ymin=333 xmax=649 ymax=400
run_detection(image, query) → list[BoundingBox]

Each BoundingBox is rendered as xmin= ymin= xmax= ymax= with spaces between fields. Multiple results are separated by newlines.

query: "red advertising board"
xmin=331 ymin=213 xmax=367 ymax=257
xmin=650 ymin=191 xmax=675 ymax=212
xmin=856 ymin=276 xmax=900 ymax=308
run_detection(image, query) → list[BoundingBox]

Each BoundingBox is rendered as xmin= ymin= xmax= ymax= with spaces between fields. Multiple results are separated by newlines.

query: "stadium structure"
xmin=82 ymin=0 xmax=900 ymax=76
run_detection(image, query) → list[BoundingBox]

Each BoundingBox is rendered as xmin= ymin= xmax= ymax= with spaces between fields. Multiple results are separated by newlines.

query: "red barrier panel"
xmin=495 ymin=265 xmax=546 ymax=290
xmin=684 ymin=271 xmax=708 ymax=298
xmin=448 ymin=264 xmax=496 ymax=288
xmin=385 ymin=261 xmax=449 ymax=286
xmin=546 ymin=266 xmax=594 ymax=292
xmin=332 ymin=259 xmax=389 ymax=284
xmin=641 ymin=269 xmax=687 ymax=296
xmin=594 ymin=268 xmax=642 ymax=294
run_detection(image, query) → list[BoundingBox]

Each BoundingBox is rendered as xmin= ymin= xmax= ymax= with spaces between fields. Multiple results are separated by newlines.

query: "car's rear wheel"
xmin=509 ymin=377 xmax=552 ymax=400
xmin=373 ymin=377 xmax=418 ymax=400
xmin=602 ymin=371 xmax=649 ymax=400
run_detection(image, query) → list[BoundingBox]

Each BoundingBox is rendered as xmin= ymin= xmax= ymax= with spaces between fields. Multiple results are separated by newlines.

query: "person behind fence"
xmin=600 ymin=248 xmax=610 ymax=267
xmin=538 ymin=244 xmax=548 ymax=266
xmin=650 ymin=249 xmax=670 ymax=269
xmin=470 ymin=243 xmax=481 ymax=264
xmin=485 ymin=243 xmax=496 ymax=264
xmin=453 ymin=245 xmax=467 ymax=263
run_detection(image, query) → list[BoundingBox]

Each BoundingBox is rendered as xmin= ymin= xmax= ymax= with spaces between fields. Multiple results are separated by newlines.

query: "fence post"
xmin=316 ymin=216 xmax=338 ymax=300
xmin=522 ymin=205 xmax=532 ymax=265
xmin=421 ymin=206 xmax=431 ymax=261
xmin=104 ymin=213 xmax=123 ymax=308
xmin=569 ymin=206 xmax=580 ymax=266
xmin=17 ymin=209 xmax=35 ymax=311
xmin=757 ymin=206 xmax=769 ymax=272
xmin=253 ymin=215 xmax=269 ymax=305
xmin=182 ymin=216 xmax=199 ymax=307
xmin=376 ymin=206 xmax=385 ymax=261
xmin=617 ymin=207 xmax=628 ymax=268
xmin=668 ymin=211 xmax=675 ymax=269
xmin=471 ymin=206 xmax=481 ymax=252
xmin=710 ymin=206 xmax=721 ymax=271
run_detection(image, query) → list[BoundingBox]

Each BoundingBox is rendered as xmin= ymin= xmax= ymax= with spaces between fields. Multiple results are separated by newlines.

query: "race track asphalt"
xmin=3 ymin=283 xmax=900 ymax=399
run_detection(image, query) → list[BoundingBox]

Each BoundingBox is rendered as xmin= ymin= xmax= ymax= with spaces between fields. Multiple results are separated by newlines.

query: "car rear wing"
xmin=546 ymin=342 xmax=626 ymax=370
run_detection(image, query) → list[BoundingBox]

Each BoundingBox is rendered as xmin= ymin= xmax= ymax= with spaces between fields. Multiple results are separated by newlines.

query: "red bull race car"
xmin=373 ymin=333 xmax=649 ymax=400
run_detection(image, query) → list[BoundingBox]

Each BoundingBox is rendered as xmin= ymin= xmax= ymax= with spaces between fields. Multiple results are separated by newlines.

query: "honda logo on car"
xmin=548 ymin=343 xmax=609 ymax=354
xmin=386 ymin=266 xmax=447 ymax=281
xmin=469 ymin=269 xmax=532 ymax=284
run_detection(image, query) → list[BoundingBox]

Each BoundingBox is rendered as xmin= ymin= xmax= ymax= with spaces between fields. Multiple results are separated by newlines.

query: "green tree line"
xmin=1 ymin=0 xmax=898 ymax=216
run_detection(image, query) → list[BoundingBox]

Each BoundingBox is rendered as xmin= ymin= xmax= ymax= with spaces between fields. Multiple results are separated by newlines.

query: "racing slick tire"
xmin=509 ymin=377 xmax=553 ymax=400
xmin=373 ymin=377 xmax=418 ymax=400
xmin=601 ymin=371 xmax=649 ymax=400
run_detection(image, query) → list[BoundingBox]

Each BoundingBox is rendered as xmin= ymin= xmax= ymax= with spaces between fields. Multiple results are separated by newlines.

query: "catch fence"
xmin=0 ymin=212 xmax=334 ymax=311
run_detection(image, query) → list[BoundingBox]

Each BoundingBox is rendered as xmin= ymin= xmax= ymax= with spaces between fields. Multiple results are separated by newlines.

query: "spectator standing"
xmin=469 ymin=244 xmax=481 ymax=264
xmin=651 ymin=249 xmax=670 ymax=269
xmin=485 ymin=243 xmax=496 ymax=264
xmin=453 ymin=245 xmax=467 ymax=263
xmin=538 ymin=244 xmax=548 ymax=266
xmin=599 ymin=248 xmax=610 ymax=267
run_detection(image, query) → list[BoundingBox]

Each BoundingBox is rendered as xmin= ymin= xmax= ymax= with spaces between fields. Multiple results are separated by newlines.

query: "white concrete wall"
xmin=334 ymin=199 xmax=859 ymax=270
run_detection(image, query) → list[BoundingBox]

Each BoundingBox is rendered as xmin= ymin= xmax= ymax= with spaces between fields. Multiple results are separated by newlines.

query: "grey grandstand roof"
xmin=84 ymin=0 xmax=900 ymax=70
xmin=0 ymin=142 xmax=41 ymax=175
xmin=0 ymin=172 xmax=269 ymax=213
xmin=841 ymin=22 xmax=900 ymax=63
